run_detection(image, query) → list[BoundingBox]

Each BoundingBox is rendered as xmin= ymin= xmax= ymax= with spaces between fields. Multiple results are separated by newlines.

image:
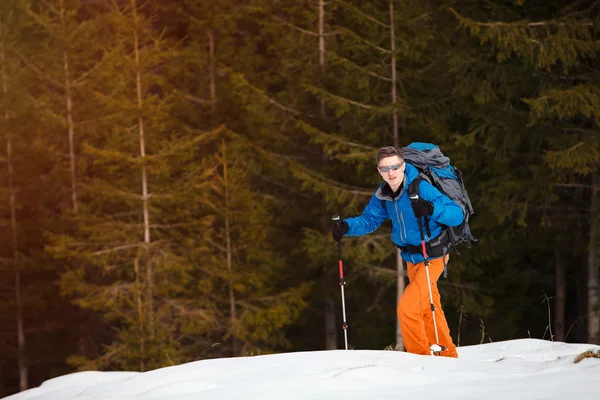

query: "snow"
xmin=3 ymin=339 xmax=599 ymax=400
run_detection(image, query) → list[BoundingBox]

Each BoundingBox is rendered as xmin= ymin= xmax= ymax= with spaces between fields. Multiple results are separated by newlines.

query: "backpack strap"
xmin=407 ymin=175 xmax=431 ymax=238
xmin=407 ymin=175 xmax=423 ymax=200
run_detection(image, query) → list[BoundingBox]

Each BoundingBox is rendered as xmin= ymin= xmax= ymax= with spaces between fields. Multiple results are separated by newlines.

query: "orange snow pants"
xmin=397 ymin=256 xmax=458 ymax=357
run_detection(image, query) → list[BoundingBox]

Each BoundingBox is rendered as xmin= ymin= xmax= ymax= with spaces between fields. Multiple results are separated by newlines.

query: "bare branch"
xmin=92 ymin=242 xmax=143 ymax=256
xmin=205 ymin=238 xmax=227 ymax=253
xmin=448 ymin=7 xmax=591 ymax=28
xmin=176 ymin=89 xmax=215 ymax=105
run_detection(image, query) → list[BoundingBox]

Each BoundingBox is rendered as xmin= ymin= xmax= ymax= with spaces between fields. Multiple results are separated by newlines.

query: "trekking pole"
xmin=409 ymin=197 xmax=445 ymax=355
xmin=332 ymin=215 xmax=349 ymax=350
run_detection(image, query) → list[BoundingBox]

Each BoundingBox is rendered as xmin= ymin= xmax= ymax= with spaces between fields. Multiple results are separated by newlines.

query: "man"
xmin=331 ymin=146 xmax=464 ymax=357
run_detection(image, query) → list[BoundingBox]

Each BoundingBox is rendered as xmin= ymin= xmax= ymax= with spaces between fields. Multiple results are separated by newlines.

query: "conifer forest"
xmin=2 ymin=0 xmax=600 ymax=396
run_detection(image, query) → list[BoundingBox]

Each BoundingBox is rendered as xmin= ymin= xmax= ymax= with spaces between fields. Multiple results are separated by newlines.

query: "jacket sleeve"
xmin=344 ymin=193 xmax=389 ymax=236
xmin=419 ymin=181 xmax=464 ymax=227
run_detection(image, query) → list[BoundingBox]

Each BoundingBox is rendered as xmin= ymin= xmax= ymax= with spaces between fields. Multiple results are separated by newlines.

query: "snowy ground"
xmin=4 ymin=339 xmax=599 ymax=399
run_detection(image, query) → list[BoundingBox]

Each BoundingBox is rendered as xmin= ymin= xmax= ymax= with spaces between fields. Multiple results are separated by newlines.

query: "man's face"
xmin=377 ymin=156 xmax=405 ymax=191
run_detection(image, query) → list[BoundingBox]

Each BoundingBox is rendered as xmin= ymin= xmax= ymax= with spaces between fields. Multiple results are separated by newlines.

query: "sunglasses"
xmin=379 ymin=162 xmax=404 ymax=173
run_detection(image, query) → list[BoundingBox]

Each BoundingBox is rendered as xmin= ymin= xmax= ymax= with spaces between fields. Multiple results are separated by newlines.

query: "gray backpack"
xmin=402 ymin=142 xmax=477 ymax=252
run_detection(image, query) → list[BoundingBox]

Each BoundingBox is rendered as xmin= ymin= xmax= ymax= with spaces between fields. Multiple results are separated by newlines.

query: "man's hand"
xmin=410 ymin=198 xmax=434 ymax=218
xmin=332 ymin=220 xmax=349 ymax=242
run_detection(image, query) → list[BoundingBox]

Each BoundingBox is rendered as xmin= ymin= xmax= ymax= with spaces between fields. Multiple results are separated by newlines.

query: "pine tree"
xmin=0 ymin=3 xmax=27 ymax=389
xmin=0 ymin=0 xmax=80 ymax=392
xmin=244 ymin=0 xmax=482 ymax=350
xmin=47 ymin=0 xmax=208 ymax=370
xmin=160 ymin=0 xmax=311 ymax=357
xmin=448 ymin=0 xmax=600 ymax=343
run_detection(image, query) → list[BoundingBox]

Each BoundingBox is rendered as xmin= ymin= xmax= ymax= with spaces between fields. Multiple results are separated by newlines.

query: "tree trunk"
xmin=222 ymin=139 xmax=239 ymax=356
xmin=389 ymin=0 xmax=399 ymax=148
xmin=324 ymin=296 xmax=337 ymax=349
xmin=588 ymin=172 xmax=600 ymax=344
xmin=318 ymin=0 xmax=336 ymax=350
xmin=59 ymin=0 xmax=77 ymax=213
xmin=318 ymin=0 xmax=326 ymax=118
xmin=390 ymin=0 xmax=405 ymax=351
xmin=131 ymin=0 xmax=153 ymax=334
xmin=554 ymin=250 xmax=565 ymax=341
xmin=208 ymin=29 xmax=216 ymax=124
xmin=1 ymin=19 xmax=28 ymax=392
xmin=134 ymin=257 xmax=145 ymax=371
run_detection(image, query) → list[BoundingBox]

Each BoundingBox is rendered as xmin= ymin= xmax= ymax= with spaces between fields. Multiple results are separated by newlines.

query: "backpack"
xmin=402 ymin=142 xmax=477 ymax=253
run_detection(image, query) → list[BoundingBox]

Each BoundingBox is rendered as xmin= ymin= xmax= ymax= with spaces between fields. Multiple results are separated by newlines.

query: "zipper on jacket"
xmin=394 ymin=201 xmax=407 ymax=242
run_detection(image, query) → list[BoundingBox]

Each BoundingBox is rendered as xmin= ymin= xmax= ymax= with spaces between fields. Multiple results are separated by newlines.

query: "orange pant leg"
xmin=397 ymin=256 xmax=457 ymax=357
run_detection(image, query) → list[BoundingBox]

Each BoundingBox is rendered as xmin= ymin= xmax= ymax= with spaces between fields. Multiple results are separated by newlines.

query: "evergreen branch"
xmin=196 ymin=198 xmax=224 ymax=216
xmin=527 ymin=84 xmax=600 ymax=120
xmin=66 ymin=18 xmax=94 ymax=44
xmin=336 ymin=26 xmax=391 ymax=54
xmin=225 ymin=127 xmax=303 ymax=164
xmin=334 ymin=0 xmax=390 ymax=28
xmin=83 ymin=143 xmax=139 ymax=167
xmin=554 ymin=183 xmax=592 ymax=189
xmin=30 ymin=96 xmax=67 ymax=125
xmin=83 ymin=218 xmax=192 ymax=234
xmin=294 ymin=120 xmax=376 ymax=151
xmin=24 ymin=6 xmax=60 ymax=39
xmin=69 ymin=29 xmax=131 ymax=87
xmin=305 ymin=85 xmax=392 ymax=113
xmin=72 ymin=50 xmax=118 ymax=86
xmin=10 ymin=48 xmax=63 ymax=89
xmin=157 ymin=125 xmax=225 ymax=157
xmin=225 ymin=67 xmax=302 ymax=116
xmin=397 ymin=60 xmax=441 ymax=79
xmin=358 ymin=263 xmax=395 ymax=279
xmin=291 ymin=162 xmax=373 ymax=196
xmin=563 ymin=127 xmax=600 ymax=134
xmin=272 ymin=16 xmax=339 ymax=37
xmin=75 ymin=112 xmax=132 ymax=127
xmin=327 ymin=52 xmax=392 ymax=82
xmin=165 ymin=299 xmax=212 ymax=319
xmin=82 ymin=179 xmax=148 ymax=202
xmin=249 ymin=169 xmax=312 ymax=199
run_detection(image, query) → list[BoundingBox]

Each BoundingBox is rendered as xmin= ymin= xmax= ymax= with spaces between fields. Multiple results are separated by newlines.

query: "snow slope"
xmin=4 ymin=339 xmax=599 ymax=400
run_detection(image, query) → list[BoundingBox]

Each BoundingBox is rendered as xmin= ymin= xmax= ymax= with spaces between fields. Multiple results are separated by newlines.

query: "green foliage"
xmin=4 ymin=0 xmax=600 ymax=395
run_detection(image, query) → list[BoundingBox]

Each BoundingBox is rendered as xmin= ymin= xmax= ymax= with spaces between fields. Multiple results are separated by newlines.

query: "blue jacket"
xmin=345 ymin=163 xmax=465 ymax=263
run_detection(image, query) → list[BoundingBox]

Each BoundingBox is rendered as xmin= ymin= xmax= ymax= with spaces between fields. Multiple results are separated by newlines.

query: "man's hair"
xmin=376 ymin=146 xmax=403 ymax=166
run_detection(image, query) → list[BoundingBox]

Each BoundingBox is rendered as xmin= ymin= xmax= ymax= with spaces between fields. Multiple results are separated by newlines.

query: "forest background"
xmin=1 ymin=0 xmax=600 ymax=397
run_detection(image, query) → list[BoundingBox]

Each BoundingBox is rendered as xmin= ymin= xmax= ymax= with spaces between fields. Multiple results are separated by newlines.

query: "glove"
xmin=331 ymin=220 xmax=349 ymax=242
xmin=410 ymin=198 xmax=434 ymax=218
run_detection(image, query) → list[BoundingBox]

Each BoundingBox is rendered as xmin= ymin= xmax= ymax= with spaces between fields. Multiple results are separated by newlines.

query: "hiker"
xmin=331 ymin=145 xmax=464 ymax=357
